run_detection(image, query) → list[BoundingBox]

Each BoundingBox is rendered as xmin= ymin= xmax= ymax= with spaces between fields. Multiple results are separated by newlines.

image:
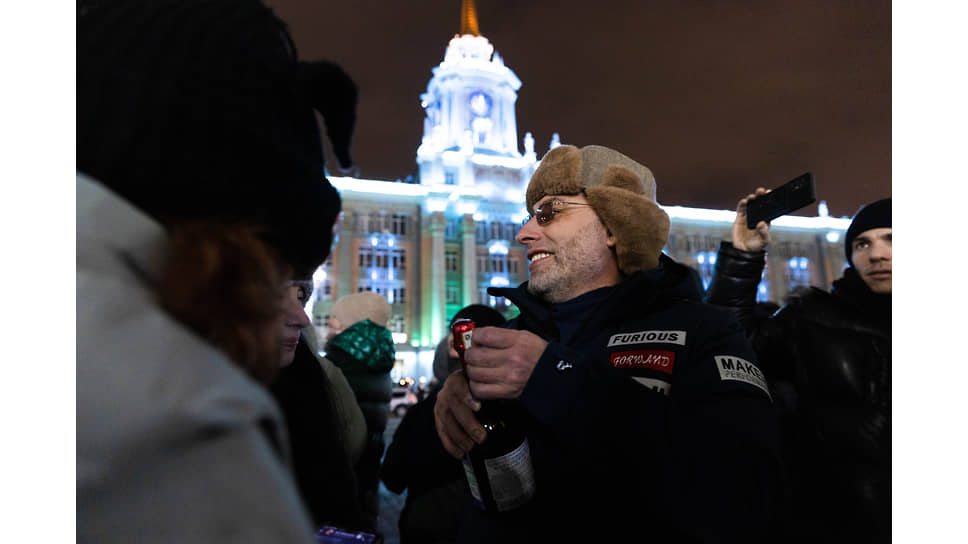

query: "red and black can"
xmin=451 ymin=318 xmax=475 ymax=373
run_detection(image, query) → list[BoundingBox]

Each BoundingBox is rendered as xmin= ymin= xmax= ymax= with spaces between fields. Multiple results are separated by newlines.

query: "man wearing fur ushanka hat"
xmin=433 ymin=145 xmax=781 ymax=543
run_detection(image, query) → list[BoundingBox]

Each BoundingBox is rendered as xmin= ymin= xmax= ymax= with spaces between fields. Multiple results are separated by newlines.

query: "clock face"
xmin=469 ymin=91 xmax=491 ymax=117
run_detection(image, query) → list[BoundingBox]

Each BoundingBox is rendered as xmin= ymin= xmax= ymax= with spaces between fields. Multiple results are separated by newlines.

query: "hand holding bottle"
xmin=434 ymin=371 xmax=485 ymax=459
xmin=446 ymin=320 xmax=537 ymax=512
xmin=461 ymin=326 xmax=548 ymax=400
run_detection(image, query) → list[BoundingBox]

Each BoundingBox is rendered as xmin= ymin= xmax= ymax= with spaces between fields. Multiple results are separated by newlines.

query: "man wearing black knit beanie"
xmin=706 ymin=194 xmax=892 ymax=543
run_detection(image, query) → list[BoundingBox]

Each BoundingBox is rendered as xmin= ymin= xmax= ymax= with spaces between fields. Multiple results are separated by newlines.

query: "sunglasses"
xmin=522 ymin=199 xmax=593 ymax=226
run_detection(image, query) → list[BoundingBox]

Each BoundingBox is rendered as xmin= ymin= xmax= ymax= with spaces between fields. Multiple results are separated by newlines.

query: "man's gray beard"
xmin=526 ymin=279 xmax=554 ymax=301
xmin=525 ymin=226 xmax=607 ymax=304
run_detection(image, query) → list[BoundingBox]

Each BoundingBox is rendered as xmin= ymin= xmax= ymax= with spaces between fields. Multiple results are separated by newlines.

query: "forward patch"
xmin=610 ymin=350 xmax=675 ymax=374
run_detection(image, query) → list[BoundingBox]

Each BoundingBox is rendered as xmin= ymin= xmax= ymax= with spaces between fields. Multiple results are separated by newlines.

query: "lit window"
xmin=389 ymin=315 xmax=406 ymax=334
xmin=446 ymin=250 xmax=459 ymax=272
xmin=446 ymin=219 xmax=460 ymax=239
xmin=391 ymin=214 xmax=409 ymax=236
xmin=503 ymin=222 xmax=517 ymax=241
xmin=694 ymin=251 xmax=717 ymax=290
xmin=786 ymin=257 xmax=811 ymax=289
xmin=358 ymin=247 xmax=373 ymax=268
xmin=756 ymin=264 xmax=771 ymax=303
xmin=391 ymin=249 xmax=406 ymax=270
xmin=446 ymin=285 xmax=460 ymax=304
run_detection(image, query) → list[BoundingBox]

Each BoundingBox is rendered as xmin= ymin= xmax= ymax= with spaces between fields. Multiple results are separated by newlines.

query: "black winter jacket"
xmin=456 ymin=254 xmax=782 ymax=543
xmin=382 ymin=391 xmax=465 ymax=544
xmin=326 ymin=319 xmax=396 ymax=530
xmin=270 ymin=339 xmax=366 ymax=530
xmin=705 ymin=241 xmax=891 ymax=543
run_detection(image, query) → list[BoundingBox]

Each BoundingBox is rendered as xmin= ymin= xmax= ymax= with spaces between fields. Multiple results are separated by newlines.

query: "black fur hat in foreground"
xmin=77 ymin=0 xmax=358 ymax=277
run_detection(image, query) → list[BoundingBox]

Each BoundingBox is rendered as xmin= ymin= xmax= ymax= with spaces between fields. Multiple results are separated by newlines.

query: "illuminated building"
xmin=309 ymin=1 xmax=851 ymax=381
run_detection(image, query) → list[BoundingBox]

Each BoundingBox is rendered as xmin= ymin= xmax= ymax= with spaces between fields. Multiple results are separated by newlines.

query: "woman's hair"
xmin=161 ymin=222 xmax=287 ymax=384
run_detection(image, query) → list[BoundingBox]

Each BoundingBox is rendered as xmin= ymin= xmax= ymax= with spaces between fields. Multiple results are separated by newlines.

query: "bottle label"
xmin=484 ymin=438 xmax=536 ymax=511
xmin=462 ymin=456 xmax=483 ymax=505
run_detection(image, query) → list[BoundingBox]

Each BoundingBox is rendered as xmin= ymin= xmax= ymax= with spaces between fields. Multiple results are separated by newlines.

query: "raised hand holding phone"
xmin=734 ymin=188 xmax=773 ymax=252
xmin=745 ymin=172 xmax=816 ymax=229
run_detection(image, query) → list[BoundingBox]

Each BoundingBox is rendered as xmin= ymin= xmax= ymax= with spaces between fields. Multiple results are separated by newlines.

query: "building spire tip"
xmin=460 ymin=0 xmax=481 ymax=36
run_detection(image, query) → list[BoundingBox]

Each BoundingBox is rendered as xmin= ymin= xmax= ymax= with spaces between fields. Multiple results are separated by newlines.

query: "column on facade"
xmin=336 ymin=210 xmax=356 ymax=300
xmin=820 ymin=234 xmax=844 ymax=285
xmin=765 ymin=247 xmax=786 ymax=303
xmin=447 ymin=88 xmax=459 ymax=150
xmin=420 ymin=211 xmax=448 ymax=348
xmin=811 ymin=233 xmax=829 ymax=288
xmin=460 ymin=213 xmax=478 ymax=307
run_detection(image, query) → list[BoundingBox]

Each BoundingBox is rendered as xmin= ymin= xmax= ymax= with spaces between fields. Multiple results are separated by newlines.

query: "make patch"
xmin=610 ymin=350 xmax=675 ymax=374
xmin=714 ymin=355 xmax=771 ymax=400
xmin=607 ymin=330 xmax=686 ymax=347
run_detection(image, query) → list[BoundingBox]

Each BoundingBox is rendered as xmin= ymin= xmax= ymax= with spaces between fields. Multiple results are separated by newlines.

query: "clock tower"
xmin=416 ymin=0 xmax=537 ymax=192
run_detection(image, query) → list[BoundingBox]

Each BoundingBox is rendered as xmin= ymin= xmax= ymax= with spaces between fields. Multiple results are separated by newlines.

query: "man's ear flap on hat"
xmin=586 ymin=185 xmax=670 ymax=274
xmin=601 ymin=165 xmax=646 ymax=195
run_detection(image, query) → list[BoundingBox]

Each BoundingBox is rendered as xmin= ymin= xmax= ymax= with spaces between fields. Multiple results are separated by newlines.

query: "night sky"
xmin=265 ymin=0 xmax=891 ymax=218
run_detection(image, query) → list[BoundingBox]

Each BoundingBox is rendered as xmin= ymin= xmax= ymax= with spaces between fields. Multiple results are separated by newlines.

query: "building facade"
xmin=308 ymin=12 xmax=851 ymax=383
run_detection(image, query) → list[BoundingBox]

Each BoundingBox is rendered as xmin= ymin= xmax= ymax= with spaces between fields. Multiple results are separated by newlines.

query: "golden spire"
xmin=460 ymin=0 xmax=480 ymax=36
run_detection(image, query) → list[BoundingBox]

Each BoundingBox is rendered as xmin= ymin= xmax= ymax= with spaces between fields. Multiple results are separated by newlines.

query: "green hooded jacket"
xmin=328 ymin=319 xmax=396 ymax=374
xmin=327 ymin=319 xmax=396 ymax=434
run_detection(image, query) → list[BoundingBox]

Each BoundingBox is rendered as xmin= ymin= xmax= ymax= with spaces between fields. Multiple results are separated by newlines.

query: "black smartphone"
xmin=317 ymin=526 xmax=382 ymax=544
xmin=746 ymin=172 xmax=817 ymax=229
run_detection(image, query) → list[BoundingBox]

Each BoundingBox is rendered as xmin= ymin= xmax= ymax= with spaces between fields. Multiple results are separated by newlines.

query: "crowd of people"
xmin=76 ymin=0 xmax=891 ymax=542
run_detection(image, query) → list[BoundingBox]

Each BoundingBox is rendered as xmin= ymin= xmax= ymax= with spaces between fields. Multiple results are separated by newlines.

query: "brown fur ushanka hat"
xmin=526 ymin=145 xmax=670 ymax=274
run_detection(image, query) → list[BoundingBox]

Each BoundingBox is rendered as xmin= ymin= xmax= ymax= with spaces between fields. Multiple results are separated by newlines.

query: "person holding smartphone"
xmin=705 ymin=194 xmax=891 ymax=542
